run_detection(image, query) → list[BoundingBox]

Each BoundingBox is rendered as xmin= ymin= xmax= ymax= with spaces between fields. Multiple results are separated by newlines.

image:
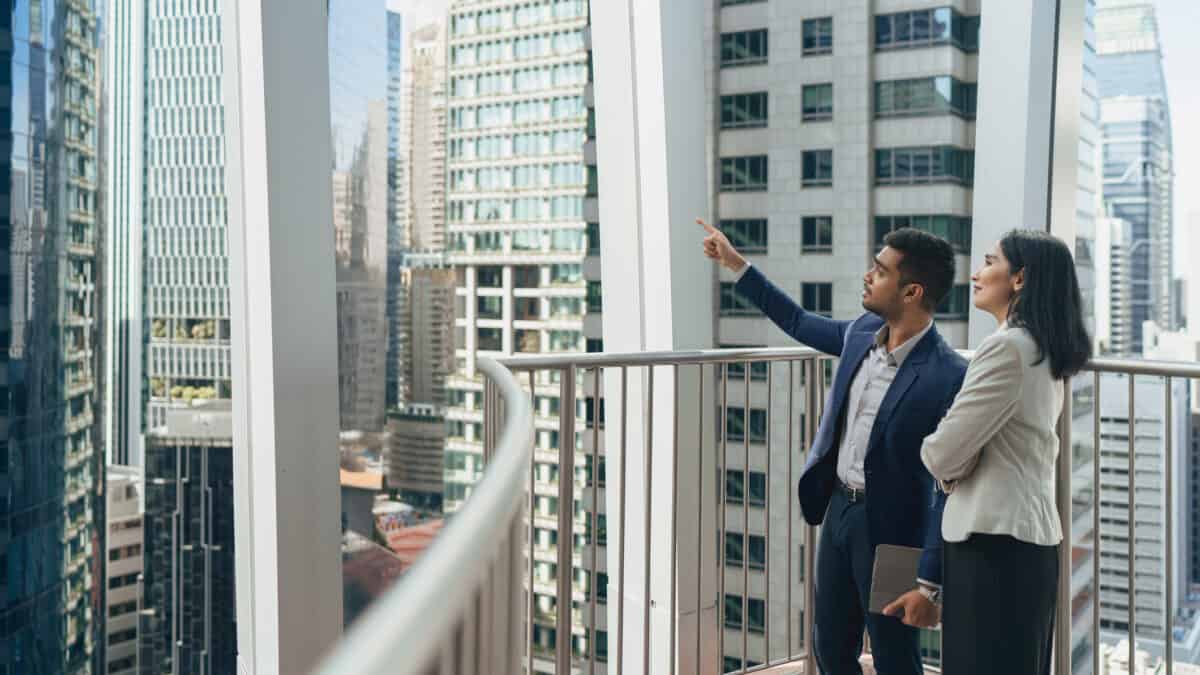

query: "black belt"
xmin=837 ymin=480 xmax=865 ymax=503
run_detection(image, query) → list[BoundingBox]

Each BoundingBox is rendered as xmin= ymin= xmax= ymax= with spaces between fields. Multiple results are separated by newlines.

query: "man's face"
xmin=862 ymin=246 xmax=911 ymax=318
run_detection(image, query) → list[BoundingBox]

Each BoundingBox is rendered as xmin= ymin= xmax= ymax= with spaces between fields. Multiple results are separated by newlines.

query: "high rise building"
xmin=139 ymin=402 xmax=236 ymax=673
xmin=104 ymin=466 xmax=144 ymax=675
xmin=0 ymin=0 xmax=102 ymax=670
xmin=401 ymin=22 xmax=449 ymax=254
xmin=386 ymin=403 xmax=445 ymax=510
xmin=443 ymin=0 xmax=598 ymax=668
xmin=330 ymin=0 xmax=390 ymax=433
xmin=386 ymin=10 xmax=406 ymax=410
xmin=400 ymin=261 xmax=456 ymax=407
xmin=1095 ymin=0 xmax=1175 ymax=355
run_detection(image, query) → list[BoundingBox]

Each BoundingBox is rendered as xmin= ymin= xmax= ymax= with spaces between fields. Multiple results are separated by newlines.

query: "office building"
xmin=443 ymin=0 xmax=599 ymax=668
xmin=401 ymin=21 xmax=449 ymax=254
xmin=400 ymin=261 xmax=456 ymax=406
xmin=386 ymin=10 xmax=406 ymax=409
xmin=140 ymin=402 xmax=236 ymax=674
xmin=387 ymin=403 xmax=446 ymax=510
xmin=105 ymin=466 xmax=144 ymax=675
xmin=1095 ymin=0 xmax=1175 ymax=355
xmin=0 ymin=0 xmax=102 ymax=670
xmin=331 ymin=0 xmax=390 ymax=433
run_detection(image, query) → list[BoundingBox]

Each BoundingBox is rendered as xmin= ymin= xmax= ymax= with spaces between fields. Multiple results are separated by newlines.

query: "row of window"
xmin=720 ymin=76 xmax=975 ymax=130
xmin=449 ymin=163 xmax=589 ymax=191
xmin=720 ymin=281 xmax=971 ymax=319
xmin=449 ymin=130 xmax=585 ymax=161
xmin=718 ymin=8 xmax=979 ymax=68
xmin=448 ymin=228 xmax=586 ymax=255
xmin=450 ymin=95 xmax=585 ymax=131
xmin=472 ymin=263 xmax=581 ymax=288
xmin=719 ymin=146 xmax=974 ymax=191
xmin=451 ymin=62 xmax=588 ymax=98
xmin=475 ymin=327 xmax=582 ymax=353
xmin=451 ymin=0 xmax=587 ymax=38
xmin=450 ymin=30 xmax=585 ymax=67
xmin=448 ymin=195 xmax=583 ymax=223
xmin=714 ymin=215 xmax=970 ymax=256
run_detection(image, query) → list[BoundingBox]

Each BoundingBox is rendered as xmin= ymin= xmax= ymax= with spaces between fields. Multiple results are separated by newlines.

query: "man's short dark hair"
xmin=881 ymin=228 xmax=956 ymax=311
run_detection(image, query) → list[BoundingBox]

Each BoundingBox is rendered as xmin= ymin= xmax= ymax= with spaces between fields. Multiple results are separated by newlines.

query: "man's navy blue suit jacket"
xmin=735 ymin=265 xmax=967 ymax=584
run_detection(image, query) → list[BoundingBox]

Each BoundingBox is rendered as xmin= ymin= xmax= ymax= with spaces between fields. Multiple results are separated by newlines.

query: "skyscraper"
xmin=104 ymin=466 xmax=143 ymax=675
xmin=139 ymin=402 xmax=236 ymax=673
xmin=386 ymin=10 xmax=406 ymax=410
xmin=0 ymin=0 xmax=102 ymax=670
xmin=443 ymin=0 xmax=598 ymax=667
xmin=1095 ymin=0 xmax=1175 ymax=355
xmin=330 ymin=0 xmax=389 ymax=433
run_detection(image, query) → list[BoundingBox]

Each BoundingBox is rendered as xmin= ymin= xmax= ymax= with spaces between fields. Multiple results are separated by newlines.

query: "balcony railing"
xmin=318 ymin=347 xmax=1200 ymax=675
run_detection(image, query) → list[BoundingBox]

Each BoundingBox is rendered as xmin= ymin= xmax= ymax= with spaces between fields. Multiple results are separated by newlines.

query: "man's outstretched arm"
xmin=700 ymin=218 xmax=852 ymax=356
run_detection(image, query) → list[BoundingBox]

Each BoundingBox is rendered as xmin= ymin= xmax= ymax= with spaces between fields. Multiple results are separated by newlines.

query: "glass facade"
xmin=140 ymin=432 xmax=236 ymax=673
xmin=0 ymin=0 xmax=101 ymax=671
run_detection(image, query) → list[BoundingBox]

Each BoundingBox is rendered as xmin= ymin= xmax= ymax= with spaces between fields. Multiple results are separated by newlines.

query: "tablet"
xmin=868 ymin=544 xmax=923 ymax=615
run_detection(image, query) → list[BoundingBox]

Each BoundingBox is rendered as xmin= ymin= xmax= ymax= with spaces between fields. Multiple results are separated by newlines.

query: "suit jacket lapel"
xmin=865 ymin=330 xmax=938 ymax=454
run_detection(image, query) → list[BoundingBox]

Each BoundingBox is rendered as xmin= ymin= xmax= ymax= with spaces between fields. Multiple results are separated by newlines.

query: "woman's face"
xmin=971 ymin=241 xmax=1022 ymax=317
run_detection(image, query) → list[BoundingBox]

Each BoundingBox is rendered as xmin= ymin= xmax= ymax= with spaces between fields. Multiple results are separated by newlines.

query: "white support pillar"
xmin=970 ymin=0 xmax=1083 ymax=346
xmin=591 ymin=1 xmax=717 ymax=673
xmin=223 ymin=1 xmax=344 ymax=673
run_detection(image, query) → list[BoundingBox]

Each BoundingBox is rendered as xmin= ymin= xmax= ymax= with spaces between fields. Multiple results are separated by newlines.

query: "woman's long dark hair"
xmin=1000 ymin=229 xmax=1093 ymax=380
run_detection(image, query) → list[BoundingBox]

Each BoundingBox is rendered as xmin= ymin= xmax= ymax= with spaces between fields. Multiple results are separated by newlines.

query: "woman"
xmin=916 ymin=229 xmax=1090 ymax=673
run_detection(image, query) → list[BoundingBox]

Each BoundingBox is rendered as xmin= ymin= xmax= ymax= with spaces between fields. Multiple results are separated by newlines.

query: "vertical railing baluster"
xmin=1055 ymin=379 xmax=1073 ymax=675
xmin=671 ymin=364 xmax=679 ymax=675
xmin=803 ymin=358 xmax=820 ymax=670
xmin=1093 ymin=369 xmax=1101 ymax=675
xmin=697 ymin=364 xmax=705 ymax=674
xmin=643 ymin=366 xmax=655 ymax=674
xmin=743 ymin=362 xmax=750 ymax=672
xmin=618 ymin=366 xmax=628 ymax=675
xmin=1128 ymin=373 xmax=1136 ymax=669
xmin=720 ymin=360 xmax=728 ymax=670
xmin=765 ymin=361 xmax=772 ymax=664
xmin=528 ymin=371 xmax=536 ymax=675
xmin=591 ymin=368 xmax=601 ymax=674
xmin=787 ymin=360 xmax=794 ymax=660
xmin=557 ymin=367 xmax=577 ymax=675
xmin=1165 ymin=376 xmax=1174 ymax=675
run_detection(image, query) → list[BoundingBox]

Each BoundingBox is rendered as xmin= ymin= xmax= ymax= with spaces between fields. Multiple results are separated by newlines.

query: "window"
xmin=875 ymin=77 xmax=976 ymax=118
xmin=721 ymin=0 xmax=765 ymax=5
xmin=587 ymin=281 xmax=602 ymax=313
xmin=802 ymin=84 xmax=833 ymax=121
xmin=802 ymin=150 xmax=833 ymax=187
xmin=725 ymin=532 xmax=767 ymax=570
xmin=720 ymin=344 xmax=768 ymax=381
xmin=725 ymin=469 xmax=767 ymax=506
xmin=875 ymin=146 xmax=974 ymax=186
xmin=936 ymin=284 xmax=970 ymax=320
xmin=802 ymin=216 xmax=833 ymax=253
xmin=802 ymin=283 xmax=833 ymax=317
xmin=721 ymin=218 xmax=767 ymax=254
xmin=108 ymin=600 xmax=138 ymax=617
xmin=875 ymin=8 xmax=979 ymax=52
xmin=802 ymin=17 xmax=833 ymax=55
xmin=719 ymin=283 xmax=756 ymax=317
xmin=721 ymin=92 xmax=768 ymax=129
xmin=586 ymin=222 xmax=600 ymax=255
xmin=874 ymin=215 xmax=971 ymax=253
xmin=720 ymin=29 xmax=768 ymax=67
xmin=477 ymin=327 xmax=503 ymax=352
xmin=477 ymin=296 xmax=503 ymax=319
xmin=724 ymin=594 xmax=766 ymax=634
xmin=720 ymin=156 xmax=768 ymax=192
xmin=477 ymin=266 xmax=503 ymax=288
xmin=110 ymin=628 xmax=137 ymax=645
xmin=725 ymin=407 xmax=767 ymax=443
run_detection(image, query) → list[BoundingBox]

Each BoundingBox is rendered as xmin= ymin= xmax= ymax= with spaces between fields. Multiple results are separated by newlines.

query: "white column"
xmin=970 ymin=0 xmax=1083 ymax=345
xmin=223 ymin=1 xmax=343 ymax=673
xmin=591 ymin=1 xmax=717 ymax=673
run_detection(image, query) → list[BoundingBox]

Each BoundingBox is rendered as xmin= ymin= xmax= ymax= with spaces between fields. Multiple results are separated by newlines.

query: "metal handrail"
xmin=313 ymin=357 xmax=533 ymax=675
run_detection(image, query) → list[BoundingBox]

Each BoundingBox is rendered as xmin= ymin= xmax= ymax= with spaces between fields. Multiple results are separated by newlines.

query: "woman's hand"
xmin=881 ymin=589 xmax=941 ymax=629
xmin=698 ymin=218 xmax=747 ymax=272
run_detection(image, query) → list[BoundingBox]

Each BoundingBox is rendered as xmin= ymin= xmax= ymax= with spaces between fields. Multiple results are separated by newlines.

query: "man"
xmin=701 ymin=221 xmax=967 ymax=675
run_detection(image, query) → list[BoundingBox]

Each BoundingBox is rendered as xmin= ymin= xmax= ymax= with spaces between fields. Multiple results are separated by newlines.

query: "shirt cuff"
xmin=917 ymin=577 xmax=942 ymax=591
xmin=733 ymin=261 xmax=752 ymax=282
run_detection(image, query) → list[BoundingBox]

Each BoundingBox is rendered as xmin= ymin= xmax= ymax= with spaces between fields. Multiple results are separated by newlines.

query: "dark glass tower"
xmin=139 ymin=403 xmax=235 ymax=675
xmin=0 ymin=0 xmax=102 ymax=671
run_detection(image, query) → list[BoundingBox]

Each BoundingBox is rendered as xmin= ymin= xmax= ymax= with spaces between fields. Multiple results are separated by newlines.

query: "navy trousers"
xmin=813 ymin=488 xmax=922 ymax=675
